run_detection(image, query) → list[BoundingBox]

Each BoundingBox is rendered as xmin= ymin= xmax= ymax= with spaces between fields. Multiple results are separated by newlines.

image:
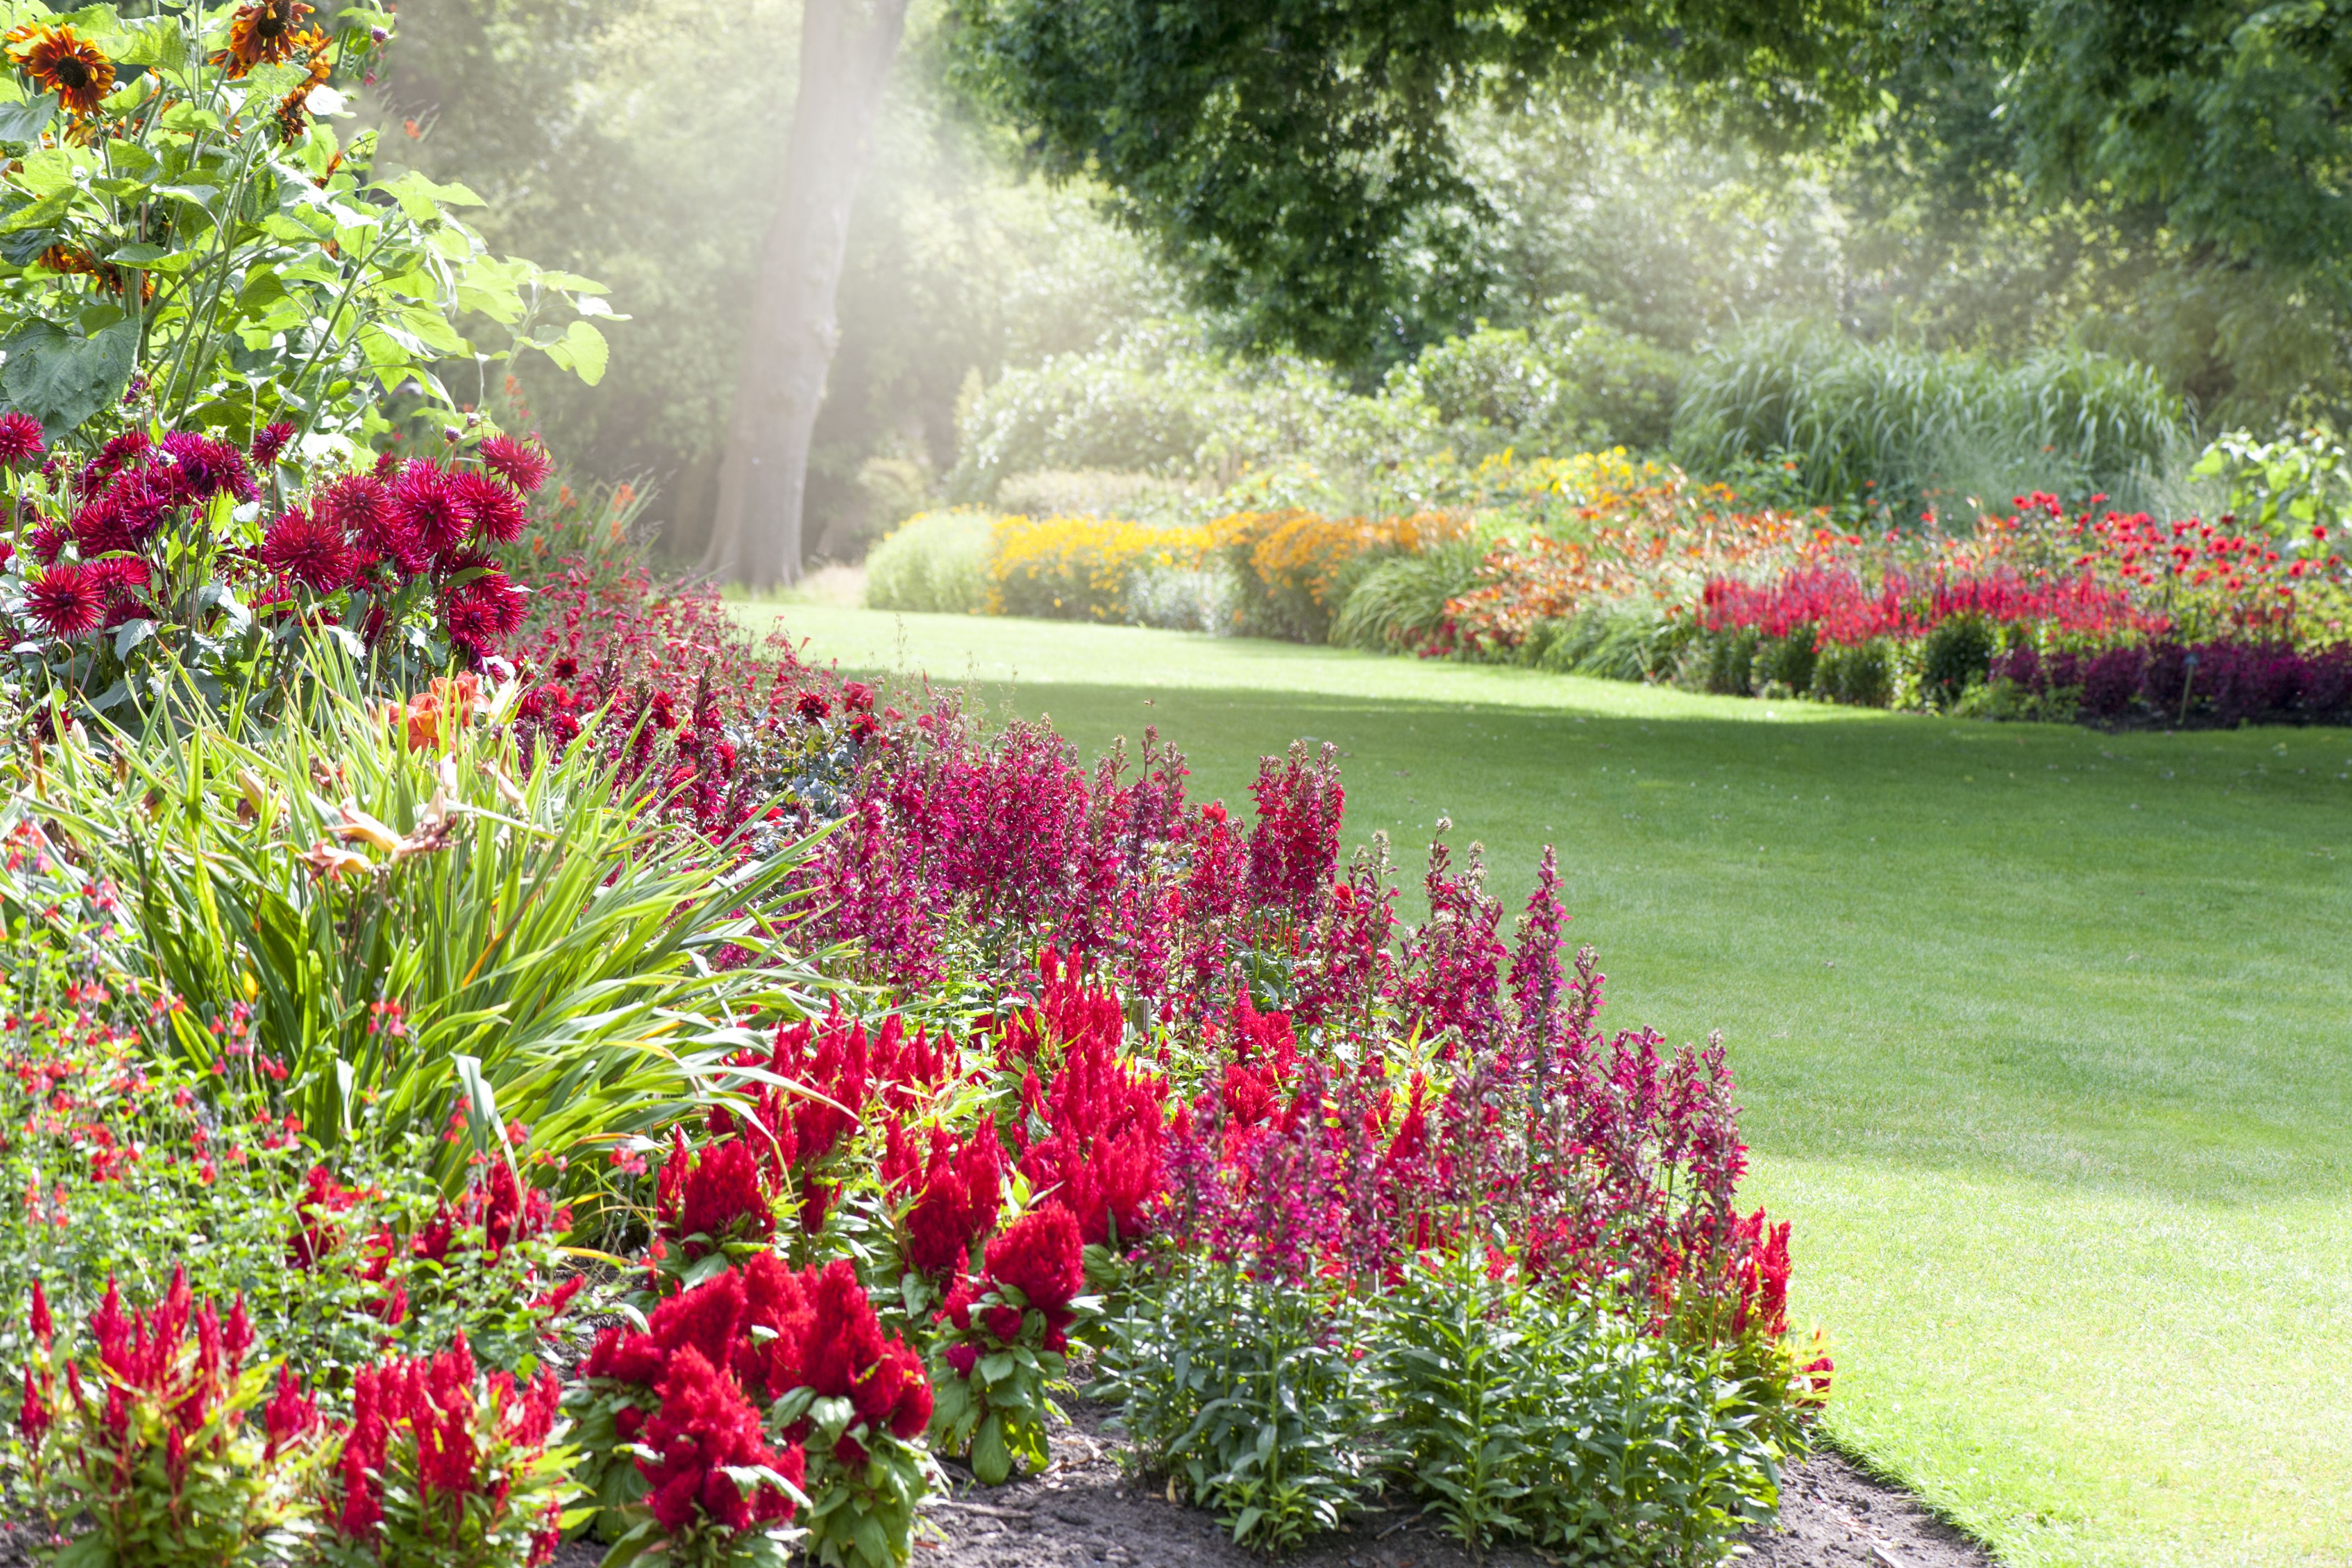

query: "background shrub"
xmin=865 ymin=510 xmax=997 ymax=614
xmin=1920 ymin=615 xmax=1998 ymax=705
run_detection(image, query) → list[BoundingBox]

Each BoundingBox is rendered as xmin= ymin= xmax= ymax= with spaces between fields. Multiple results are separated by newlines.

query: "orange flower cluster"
xmin=376 ymin=673 xmax=479 ymax=753
xmin=1209 ymin=509 xmax=1467 ymax=613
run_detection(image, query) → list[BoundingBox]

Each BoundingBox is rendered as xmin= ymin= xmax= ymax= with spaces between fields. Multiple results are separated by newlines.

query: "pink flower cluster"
xmin=1699 ymin=564 xmax=2146 ymax=647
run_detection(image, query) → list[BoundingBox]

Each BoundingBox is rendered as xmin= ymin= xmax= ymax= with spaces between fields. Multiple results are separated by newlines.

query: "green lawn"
xmin=754 ymin=603 xmax=2352 ymax=1568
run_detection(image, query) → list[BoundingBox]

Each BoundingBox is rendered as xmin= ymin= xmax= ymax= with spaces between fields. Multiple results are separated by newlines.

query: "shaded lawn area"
xmin=750 ymin=603 xmax=2352 ymax=1568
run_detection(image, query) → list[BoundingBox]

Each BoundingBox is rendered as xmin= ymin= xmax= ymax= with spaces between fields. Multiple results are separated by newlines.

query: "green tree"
xmin=948 ymin=0 xmax=1884 ymax=370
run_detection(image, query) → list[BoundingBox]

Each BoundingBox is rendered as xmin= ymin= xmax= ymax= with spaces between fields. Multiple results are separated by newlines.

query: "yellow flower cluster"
xmin=985 ymin=513 xmax=1204 ymax=621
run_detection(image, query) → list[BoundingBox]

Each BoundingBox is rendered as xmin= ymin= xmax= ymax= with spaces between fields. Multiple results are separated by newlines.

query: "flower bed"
xmin=0 ymin=558 xmax=1828 ymax=1565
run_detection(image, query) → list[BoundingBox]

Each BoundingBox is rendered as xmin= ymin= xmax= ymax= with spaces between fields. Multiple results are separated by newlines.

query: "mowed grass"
xmin=751 ymin=603 xmax=2352 ymax=1568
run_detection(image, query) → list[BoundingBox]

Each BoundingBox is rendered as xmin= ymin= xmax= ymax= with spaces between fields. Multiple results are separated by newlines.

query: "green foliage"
xmin=1331 ymin=539 xmax=1485 ymax=653
xmin=1525 ymin=601 xmax=1693 ymax=682
xmin=926 ymin=1276 xmax=1093 ymax=1487
xmin=0 ymin=1 xmax=609 ymax=450
xmin=13 ymin=663 xmax=823 ymax=1197
xmin=1918 ymin=615 xmax=1995 ymax=706
xmin=1809 ymin=639 xmax=1894 ymax=707
xmin=1095 ymin=1263 xmax=1381 ymax=1553
xmin=1373 ymin=1258 xmax=1794 ymax=1564
xmin=1673 ymin=325 xmax=2190 ymax=521
xmin=1386 ymin=308 xmax=1683 ymax=454
xmin=1096 ymin=1253 xmax=1802 ymax=1562
xmin=2189 ymin=426 xmax=2352 ymax=542
xmin=2007 ymin=0 xmax=2352 ymax=315
xmin=862 ymin=509 xmax=994 ymax=614
xmin=24 ymin=1335 xmax=326 ymax=1567
xmin=948 ymin=0 xmax=1880 ymax=368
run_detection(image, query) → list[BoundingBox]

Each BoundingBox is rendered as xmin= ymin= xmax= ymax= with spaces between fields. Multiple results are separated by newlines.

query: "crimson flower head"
xmin=451 ymin=470 xmax=528 ymax=542
xmin=262 ymin=506 xmax=353 ymax=593
xmin=25 ymin=562 xmax=107 ymax=638
xmin=979 ymin=1201 xmax=1085 ymax=1344
xmin=389 ymin=460 xmax=473 ymax=559
xmin=794 ymin=689 xmax=831 ymax=724
xmin=0 ymin=411 xmax=44 ymax=465
xmin=657 ymin=1133 xmax=775 ymax=1255
xmin=638 ymin=1346 xmax=802 ymax=1534
xmin=250 ymin=422 xmax=297 ymax=467
xmin=159 ymin=431 xmax=257 ymax=502
xmin=440 ymin=559 xmax=529 ymax=653
xmin=477 ymin=434 xmax=552 ymax=493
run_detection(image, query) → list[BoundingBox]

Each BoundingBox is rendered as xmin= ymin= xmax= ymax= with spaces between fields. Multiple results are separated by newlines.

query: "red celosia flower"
xmin=657 ymin=1131 xmax=775 ymax=1255
xmin=18 ymin=1364 xmax=47 ymax=1444
xmin=25 ymin=562 xmax=106 ymax=637
xmin=262 ymin=506 xmax=353 ymax=592
xmin=478 ymin=435 xmax=552 ymax=493
xmin=262 ymin=1365 xmax=318 ymax=1462
xmin=0 ymin=412 xmax=44 ymax=465
xmin=900 ymin=1118 xmax=1003 ymax=1278
xmin=638 ymin=1345 xmax=801 ymax=1534
xmin=979 ymin=1202 xmax=1084 ymax=1344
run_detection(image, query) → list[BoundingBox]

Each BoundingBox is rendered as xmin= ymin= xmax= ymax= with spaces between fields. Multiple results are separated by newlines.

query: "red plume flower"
xmin=451 ymin=470 xmax=528 ymax=542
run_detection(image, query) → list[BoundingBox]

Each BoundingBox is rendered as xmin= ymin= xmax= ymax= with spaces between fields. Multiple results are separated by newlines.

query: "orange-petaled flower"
xmin=211 ymin=0 xmax=316 ymax=79
xmin=6 ymin=24 xmax=116 ymax=119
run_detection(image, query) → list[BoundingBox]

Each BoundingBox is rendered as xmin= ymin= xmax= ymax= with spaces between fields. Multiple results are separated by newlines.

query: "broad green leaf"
xmin=1 ymin=318 xmax=138 ymax=437
xmin=0 ymin=93 xmax=55 ymax=143
xmin=546 ymin=318 xmax=608 ymax=386
xmin=0 ymin=187 xmax=72 ymax=234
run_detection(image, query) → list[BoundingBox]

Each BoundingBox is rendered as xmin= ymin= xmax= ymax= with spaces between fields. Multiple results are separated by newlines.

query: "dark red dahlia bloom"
xmin=262 ymin=507 xmax=354 ymax=592
xmin=83 ymin=555 xmax=151 ymax=598
xmin=440 ymin=567 xmax=529 ymax=652
xmin=0 ymin=411 xmax=43 ymax=465
xmin=25 ymin=562 xmax=106 ymax=637
xmin=26 ymin=522 xmax=66 ymax=565
xmin=86 ymin=428 xmax=150 ymax=485
xmin=477 ymin=434 xmax=552 ymax=493
xmin=159 ymin=431 xmax=257 ymax=502
xmin=451 ymin=470 xmax=528 ymax=543
xmin=69 ymin=494 xmax=137 ymax=556
xmin=250 ymin=421 xmax=297 ymax=467
xmin=390 ymin=460 xmax=473 ymax=559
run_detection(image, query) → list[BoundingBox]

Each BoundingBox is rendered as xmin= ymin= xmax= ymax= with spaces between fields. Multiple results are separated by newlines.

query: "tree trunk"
xmin=700 ymin=0 xmax=909 ymax=587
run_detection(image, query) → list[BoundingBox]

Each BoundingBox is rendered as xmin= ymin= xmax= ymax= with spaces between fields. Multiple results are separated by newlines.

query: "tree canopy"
xmin=948 ymin=0 xmax=1885 ymax=367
